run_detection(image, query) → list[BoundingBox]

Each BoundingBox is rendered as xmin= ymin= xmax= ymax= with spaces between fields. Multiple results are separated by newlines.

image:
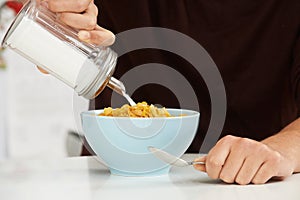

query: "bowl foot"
xmin=109 ymin=166 xmax=171 ymax=177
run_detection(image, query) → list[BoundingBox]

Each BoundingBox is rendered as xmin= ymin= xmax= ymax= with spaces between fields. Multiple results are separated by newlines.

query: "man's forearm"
xmin=262 ymin=117 xmax=300 ymax=173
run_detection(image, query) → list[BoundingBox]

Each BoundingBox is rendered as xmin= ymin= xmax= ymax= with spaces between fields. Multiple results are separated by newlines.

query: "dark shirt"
xmin=82 ymin=0 xmax=300 ymax=154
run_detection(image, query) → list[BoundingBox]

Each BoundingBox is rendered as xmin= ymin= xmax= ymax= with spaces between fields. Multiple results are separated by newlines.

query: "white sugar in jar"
xmin=1 ymin=0 xmax=124 ymax=99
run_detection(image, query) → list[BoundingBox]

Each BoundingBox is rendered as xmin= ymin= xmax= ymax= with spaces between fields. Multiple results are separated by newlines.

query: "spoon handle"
xmin=188 ymin=161 xmax=205 ymax=165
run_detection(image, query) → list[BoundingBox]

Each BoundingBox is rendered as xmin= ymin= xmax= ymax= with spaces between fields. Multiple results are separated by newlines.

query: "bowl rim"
xmin=81 ymin=108 xmax=200 ymax=120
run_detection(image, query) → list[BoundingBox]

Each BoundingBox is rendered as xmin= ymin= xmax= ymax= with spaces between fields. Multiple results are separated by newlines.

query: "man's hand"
xmin=47 ymin=0 xmax=115 ymax=45
xmin=193 ymin=135 xmax=295 ymax=185
xmin=38 ymin=0 xmax=115 ymax=73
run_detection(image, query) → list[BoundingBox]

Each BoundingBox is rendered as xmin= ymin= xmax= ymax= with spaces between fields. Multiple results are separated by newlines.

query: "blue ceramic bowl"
xmin=81 ymin=109 xmax=200 ymax=176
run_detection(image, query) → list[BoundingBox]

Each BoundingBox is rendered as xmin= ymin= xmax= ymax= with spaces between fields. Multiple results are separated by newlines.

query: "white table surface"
xmin=0 ymin=154 xmax=299 ymax=200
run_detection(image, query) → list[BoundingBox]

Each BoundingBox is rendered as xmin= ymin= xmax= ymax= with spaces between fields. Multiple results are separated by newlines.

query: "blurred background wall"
xmin=0 ymin=2 xmax=89 ymax=160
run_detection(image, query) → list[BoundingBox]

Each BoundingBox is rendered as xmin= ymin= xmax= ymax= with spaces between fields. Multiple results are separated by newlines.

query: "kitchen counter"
xmin=0 ymin=154 xmax=299 ymax=200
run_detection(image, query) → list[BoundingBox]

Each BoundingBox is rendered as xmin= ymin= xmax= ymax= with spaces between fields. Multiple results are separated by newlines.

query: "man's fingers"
xmin=37 ymin=66 xmax=49 ymax=74
xmin=59 ymin=2 xmax=98 ymax=30
xmin=219 ymin=150 xmax=245 ymax=184
xmin=205 ymin=135 xmax=235 ymax=179
xmin=194 ymin=156 xmax=206 ymax=163
xmin=48 ymin=0 xmax=92 ymax=13
xmin=194 ymin=164 xmax=206 ymax=172
xmin=252 ymin=162 xmax=276 ymax=184
xmin=252 ymin=151 xmax=292 ymax=184
xmin=47 ymin=0 xmax=114 ymax=46
xmin=234 ymin=156 xmax=263 ymax=185
xmin=78 ymin=25 xmax=115 ymax=46
xmin=193 ymin=156 xmax=207 ymax=172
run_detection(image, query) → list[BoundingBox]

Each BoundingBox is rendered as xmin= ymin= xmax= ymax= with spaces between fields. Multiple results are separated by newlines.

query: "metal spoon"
xmin=148 ymin=146 xmax=205 ymax=167
xmin=107 ymin=77 xmax=136 ymax=106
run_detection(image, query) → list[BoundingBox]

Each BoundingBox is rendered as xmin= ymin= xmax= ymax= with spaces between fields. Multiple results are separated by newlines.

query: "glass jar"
xmin=1 ymin=0 xmax=124 ymax=99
